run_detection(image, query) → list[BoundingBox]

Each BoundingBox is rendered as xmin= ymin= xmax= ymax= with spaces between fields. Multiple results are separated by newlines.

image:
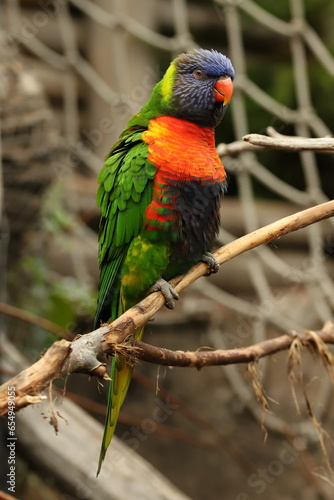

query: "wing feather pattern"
xmin=94 ymin=128 xmax=156 ymax=327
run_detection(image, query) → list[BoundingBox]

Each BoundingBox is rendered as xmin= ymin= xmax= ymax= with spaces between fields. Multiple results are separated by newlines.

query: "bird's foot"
xmin=202 ymin=252 xmax=220 ymax=276
xmin=149 ymin=278 xmax=179 ymax=309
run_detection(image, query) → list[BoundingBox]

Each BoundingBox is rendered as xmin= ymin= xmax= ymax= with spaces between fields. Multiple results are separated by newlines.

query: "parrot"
xmin=95 ymin=48 xmax=235 ymax=474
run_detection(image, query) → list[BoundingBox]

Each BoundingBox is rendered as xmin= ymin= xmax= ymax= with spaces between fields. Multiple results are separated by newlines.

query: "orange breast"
xmin=142 ymin=116 xmax=226 ymax=183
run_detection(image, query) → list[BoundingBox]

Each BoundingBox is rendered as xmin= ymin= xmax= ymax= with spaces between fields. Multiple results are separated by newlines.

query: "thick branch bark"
xmin=0 ymin=490 xmax=19 ymax=500
xmin=1 ymin=340 xmax=71 ymax=412
xmin=1 ymin=200 xmax=334 ymax=415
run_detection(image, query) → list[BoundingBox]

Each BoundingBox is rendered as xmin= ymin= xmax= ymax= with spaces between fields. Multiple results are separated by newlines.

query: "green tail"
xmin=97 ymin=326 xmax=144 ymax=475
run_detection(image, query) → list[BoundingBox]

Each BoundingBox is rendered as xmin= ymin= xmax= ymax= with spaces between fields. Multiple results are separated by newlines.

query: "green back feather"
xmin=95 ymin=127 xmax=156 ymax=327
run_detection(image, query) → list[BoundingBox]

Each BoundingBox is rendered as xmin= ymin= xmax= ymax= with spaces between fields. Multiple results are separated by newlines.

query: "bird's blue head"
xmin=160 ymin=48 xmax=235 ymax=128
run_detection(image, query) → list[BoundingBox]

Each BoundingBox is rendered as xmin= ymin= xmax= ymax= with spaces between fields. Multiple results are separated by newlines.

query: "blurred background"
xmin=1 ymin=0 xmax=334 ymax=499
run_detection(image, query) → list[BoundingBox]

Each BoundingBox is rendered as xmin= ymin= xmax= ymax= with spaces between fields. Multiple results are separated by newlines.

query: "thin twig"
xmin=243 ymin=129 xmax=334 ymax=153
xmin=0 ymin=303 xmax=71 ymax=339
xmin=134 ymin=322 xmax=334 ymax=368
xmin=216 ymin=139 xmax=262 ymax=157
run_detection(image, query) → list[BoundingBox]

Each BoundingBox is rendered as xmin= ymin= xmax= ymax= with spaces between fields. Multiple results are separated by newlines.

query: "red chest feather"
xmin=142 ymin=116 xmax=226 ymax=183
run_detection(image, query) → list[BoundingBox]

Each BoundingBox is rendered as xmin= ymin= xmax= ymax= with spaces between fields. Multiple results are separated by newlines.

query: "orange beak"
xmin=214 ymin=76 xmax=233 ymax=104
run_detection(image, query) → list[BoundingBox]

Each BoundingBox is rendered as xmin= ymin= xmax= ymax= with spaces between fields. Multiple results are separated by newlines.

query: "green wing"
xmin=94 ymin=128 xmax=156 ymax=327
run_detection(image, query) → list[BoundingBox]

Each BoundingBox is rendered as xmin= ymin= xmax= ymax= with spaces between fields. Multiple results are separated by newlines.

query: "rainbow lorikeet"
xmin=95 ymin=48 xmax=234 ymax=473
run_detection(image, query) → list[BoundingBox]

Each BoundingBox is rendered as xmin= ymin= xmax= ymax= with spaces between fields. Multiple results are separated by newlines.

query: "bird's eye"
xmin=193 ymin=69 xmax=204 ymax=79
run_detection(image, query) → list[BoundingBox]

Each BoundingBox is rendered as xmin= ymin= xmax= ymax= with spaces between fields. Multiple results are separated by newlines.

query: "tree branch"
xmin=217 ymin=139 xmax=263 ymax=157
xmin=1 ymin=199 xmax=334 ymax=416
xmin=217 ymin=128 xmax=334 ymax=157
xmin=243 ymin=126 xmax=334 ymax=153
xmin=0 ymin=303 xmax=71 ymax=339
xmin=133 ymin=321 xmax=334 ymax=368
